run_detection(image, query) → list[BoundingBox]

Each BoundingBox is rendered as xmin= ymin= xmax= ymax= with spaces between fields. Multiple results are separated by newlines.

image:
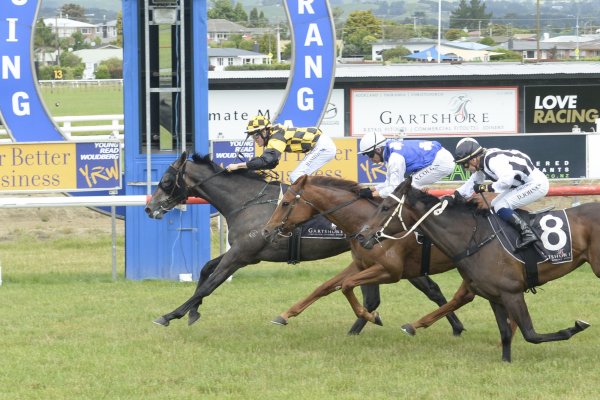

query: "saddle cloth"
xmin=489 ymin=209 xmax=573 ymax=265
xmin=300 ymin=216 xmax=346 ymax=239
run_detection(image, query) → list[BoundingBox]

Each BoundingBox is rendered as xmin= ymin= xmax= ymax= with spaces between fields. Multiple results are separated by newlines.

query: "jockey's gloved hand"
xmin=358 ymin=188 xmax=374 ymax=199
xmin=441 ymin=195 xmax=455 ymax=206
xmin=473 ymin=183 xmax=494 ymax=193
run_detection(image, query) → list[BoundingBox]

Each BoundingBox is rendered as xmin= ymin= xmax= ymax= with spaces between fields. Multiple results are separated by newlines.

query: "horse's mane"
xmin=405 ymin=185 xmax=486 ymax=216
xmin=190 ymin=153 xmax=278 ymax=184
xmin=309 ymin=176 xmax=362 ymax=194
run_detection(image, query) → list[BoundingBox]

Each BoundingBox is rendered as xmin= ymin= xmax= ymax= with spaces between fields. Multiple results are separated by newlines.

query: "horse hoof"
xmin=372 ymin=312 xmax=383 ymax=326
xmin=188 ymin=312 xmax=201 ymax=326
xmin=271 ymin=316 xmax=288 ymax=326
xmin=153 ymin=316 xmax=170 ymax=327
xmin=401 ymin=324 xmax=416 ymax=336
xmin=576 ymin=320 xmax=591 ymax=330
xmin=453 ymin=327 xmax=466 ymax=337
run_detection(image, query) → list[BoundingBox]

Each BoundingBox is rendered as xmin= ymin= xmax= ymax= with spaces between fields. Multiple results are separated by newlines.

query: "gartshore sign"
xmin=0 ymin=141 xmax=121 ymax=192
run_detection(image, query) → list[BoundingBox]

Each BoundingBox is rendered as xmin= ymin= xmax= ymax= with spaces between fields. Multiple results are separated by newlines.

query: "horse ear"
xmin=296 ymin=174 xmax=308 ymax=188
xmin=179 ymin=151 xmax=187 ymax=163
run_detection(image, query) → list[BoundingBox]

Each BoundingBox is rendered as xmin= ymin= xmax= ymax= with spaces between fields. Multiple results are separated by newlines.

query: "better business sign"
xmin=0 ymin=141 xmax=121 ymax=192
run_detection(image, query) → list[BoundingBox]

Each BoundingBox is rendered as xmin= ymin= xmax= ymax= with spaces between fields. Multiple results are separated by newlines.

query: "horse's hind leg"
xmin=272 ymin=262 xmax=362 ymax=326
xmin=501 ymin=291 xmax=590 ymax=349
xmin=488 ymin=301 xmax=514 ymax=362
xmin=407 ymin=275 xmax=465 ymax=336
xmin=402 ymin=279 xmax=475 ymax=336
xmin=347 ymin=284 xmax=381 ymax=336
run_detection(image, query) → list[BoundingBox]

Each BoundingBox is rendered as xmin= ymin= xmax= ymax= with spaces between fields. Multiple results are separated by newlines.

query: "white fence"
xmin=0 ymin=114 xmax=124 ymax=143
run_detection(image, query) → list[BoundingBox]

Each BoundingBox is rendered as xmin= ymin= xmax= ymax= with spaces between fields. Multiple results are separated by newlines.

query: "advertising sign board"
xmin=0 ymin=141 xmax=121 ymax=192
xmin=209 ymin=89 xmax=344 ymax=139
xmin=350 ymin=87 xmax=519 ymax=137
xmin=524 ymin=85 xmax=600 ymax=133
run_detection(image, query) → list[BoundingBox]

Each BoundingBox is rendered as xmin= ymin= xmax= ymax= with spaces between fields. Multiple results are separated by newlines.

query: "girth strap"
xmin=420 ymin=236 xmax=432 ymax=276
xmin=452 ymin=233 xmax=497 ymax=264
xmin=520 ymin=246 xmax=539 ymax=293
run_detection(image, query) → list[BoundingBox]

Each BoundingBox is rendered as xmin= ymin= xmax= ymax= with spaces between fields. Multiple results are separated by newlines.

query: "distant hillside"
xmin=40 ymin=0 xmax=121 ymax=11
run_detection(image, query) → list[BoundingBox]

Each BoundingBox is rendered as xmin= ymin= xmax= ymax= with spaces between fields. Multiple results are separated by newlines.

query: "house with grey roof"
xmin=208 ymin=48 xmax=270 ymax=71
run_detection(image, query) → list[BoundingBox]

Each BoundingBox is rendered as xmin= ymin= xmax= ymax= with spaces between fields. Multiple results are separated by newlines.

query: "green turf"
xmin=0 ymin=226 xmax=598 ymax=399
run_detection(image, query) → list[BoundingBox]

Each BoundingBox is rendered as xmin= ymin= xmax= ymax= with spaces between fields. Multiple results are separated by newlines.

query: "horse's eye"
xmin=282 ymin=201 xmax=290 ymax=207
xmin=382 ymin=205 xmax=390 ymax=212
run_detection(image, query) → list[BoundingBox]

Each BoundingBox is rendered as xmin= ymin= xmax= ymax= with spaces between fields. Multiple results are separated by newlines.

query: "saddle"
xmin=489 ymin=208 xmax=573 ymax=291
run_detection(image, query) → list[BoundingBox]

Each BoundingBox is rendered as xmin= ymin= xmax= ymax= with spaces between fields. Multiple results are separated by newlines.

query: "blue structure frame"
xmin=122 ymin=0 xmax=210 ymax=280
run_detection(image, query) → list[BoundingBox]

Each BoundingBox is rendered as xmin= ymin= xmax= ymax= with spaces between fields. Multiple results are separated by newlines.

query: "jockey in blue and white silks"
xmin=357 ymin=132 xmax=455 ymax=198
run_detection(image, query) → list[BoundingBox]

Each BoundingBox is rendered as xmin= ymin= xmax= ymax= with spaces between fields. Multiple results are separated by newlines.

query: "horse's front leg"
xmin=341 ymin=264 xmax=397 ymax=326
xmin=347 ymin=284 xmax=381 ymax=336
xmin=488 ymin=300 xmax=514 ymax=362
xmin=186 ymin=254 xmax=224 ymax=325
xmin=271 ymin=262 xmax=362 ymax=326
xmin=407 ymin=275 xmax=466 ymax=336
xmin=402 ymin=279 xmax=475 ymax=336
xmin=154 ymin=251 xmax=246 ymax=327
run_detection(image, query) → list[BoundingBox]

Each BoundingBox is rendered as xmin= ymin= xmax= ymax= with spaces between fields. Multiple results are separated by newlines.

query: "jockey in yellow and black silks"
xmin=226 ymin=115 xmax=336 ymax=183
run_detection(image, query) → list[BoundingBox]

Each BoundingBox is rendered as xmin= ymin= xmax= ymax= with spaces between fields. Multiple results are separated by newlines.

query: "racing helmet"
xmin=454 ymin=138 xmax=484 ymax=163
xmin=245 ymin=115 xmax=271 ymax=134
xmin=358 ymin=132 xmax=387 ymax=155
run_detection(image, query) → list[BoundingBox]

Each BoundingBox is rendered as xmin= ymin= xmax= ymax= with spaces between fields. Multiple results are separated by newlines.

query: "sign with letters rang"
xmin=0 ymin=0 xmax=64 ymax=141
xmin=274 ymin=0 xmax=336 ymax=128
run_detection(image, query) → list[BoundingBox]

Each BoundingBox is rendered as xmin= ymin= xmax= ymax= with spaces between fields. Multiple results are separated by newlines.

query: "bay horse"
xmin=261 ymin=174 xmax=464 ymax=334
xmin=357 ymin=177 xmax=593 ymax=361
xmin=144 ymin=152 xmax=464 ymax=335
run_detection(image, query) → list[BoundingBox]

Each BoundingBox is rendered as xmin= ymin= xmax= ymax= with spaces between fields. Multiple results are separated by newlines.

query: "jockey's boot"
xmin=507 ymin=213 xmax=537 ymax=249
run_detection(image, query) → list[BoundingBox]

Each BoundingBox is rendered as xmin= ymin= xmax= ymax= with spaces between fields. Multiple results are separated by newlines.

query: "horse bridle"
xmin=156 ymin=160 xmax=225 ymax=212
xmin=274 ymin=186 xmax=361 ymax=237
xmin=372 ymin=193 xmax=448 ymax=242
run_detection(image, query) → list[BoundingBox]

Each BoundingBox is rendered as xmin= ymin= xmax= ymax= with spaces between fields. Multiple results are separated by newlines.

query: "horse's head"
xmin=357 ymin=177 xmax=422 ymax=249
xmin=145 ymin=152 xmax=189 ymax=219
xmin=261 ymin=175 xmax=320 ymax=242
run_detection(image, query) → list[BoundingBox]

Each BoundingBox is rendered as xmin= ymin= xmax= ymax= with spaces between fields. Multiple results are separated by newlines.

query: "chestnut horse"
xmin=145 ymin=153 xmax=464 ymax=335
xmin=262 ymin=174 xmax=465 ymax=334
xmin=357 ymin=177 xmax=594 ymax=362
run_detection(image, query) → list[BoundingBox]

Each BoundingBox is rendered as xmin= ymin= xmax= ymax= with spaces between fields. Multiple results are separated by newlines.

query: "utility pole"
xmin=536 ymin=0 xmax=540 ymax=62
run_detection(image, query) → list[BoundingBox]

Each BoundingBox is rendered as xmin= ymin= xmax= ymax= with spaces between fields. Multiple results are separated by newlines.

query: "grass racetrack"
xmin=0 ymin=208 xmax=599 ymax=399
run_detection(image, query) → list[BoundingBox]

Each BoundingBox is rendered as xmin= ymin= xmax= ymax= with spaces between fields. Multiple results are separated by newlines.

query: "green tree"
xmin=34 ymin=19 xmax=56 ymax=48
xmin=98 ymin=57 xmax=123 ymax=79
xmin=449 ymin=0 xmax=492 ymax=30
xmin=116 ymin=11 xmax=123 ymax=47
xmin=445 ymin=28 xmax=466 ymax=40
xmin=71 ymin=31 xmax=89 ymax=51
xmin=208 ymin=0 xmax=248 ymax=23
xmin=60 ymin=3 xmax=87 ymax=22
xmin=343 ymin=11 xmax=382 ymax=57
xmin=479 ymin=36 xmax=495 ymax=46
xmin=381 ymin=46 xmax=410 ymax=61
xmin=59 ymin=50 xmax=82 ymax=68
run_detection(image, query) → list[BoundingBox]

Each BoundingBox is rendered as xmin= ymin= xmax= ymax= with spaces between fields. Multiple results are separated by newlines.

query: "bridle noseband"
xmin=155 ymin=160 xmax=226 ymax=212
xmin=372 ymin=193 xmax=448 ymax=242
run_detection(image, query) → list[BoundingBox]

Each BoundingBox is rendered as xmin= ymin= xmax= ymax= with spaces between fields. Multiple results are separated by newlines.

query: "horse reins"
xmin=275 ymin=186 xmax=361 ymax=237
xmin=373 ymin=193 xmax=448 ymax=242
